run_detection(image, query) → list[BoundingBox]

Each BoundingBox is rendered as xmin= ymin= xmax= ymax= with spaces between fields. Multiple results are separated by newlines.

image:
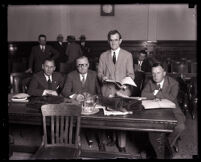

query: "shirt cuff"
xmin=153 ymin=90 xmax=159 ymax=96
xmin=42 ymin=90 xmax=47 ymax=96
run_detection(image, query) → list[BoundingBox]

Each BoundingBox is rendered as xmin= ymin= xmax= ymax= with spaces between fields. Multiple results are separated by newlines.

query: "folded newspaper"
xmin=11 ymin=93 xmax=30 ymax=102
xmin=95 ymin=104 xmax=132 ymax=116
xmin=142 ymin=99 xmax=176 ymax=109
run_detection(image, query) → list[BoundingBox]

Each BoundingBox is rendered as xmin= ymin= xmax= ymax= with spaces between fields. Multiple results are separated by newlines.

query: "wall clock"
xmin=101 ymin=4 xmax=114 ymax=16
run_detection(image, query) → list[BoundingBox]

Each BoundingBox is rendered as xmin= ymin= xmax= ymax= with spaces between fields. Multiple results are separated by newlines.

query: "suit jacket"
xmin=79 ymin=42 xmax=90 ymax=56
xmin=27 ymin=71 xmax=64 ymax=96
xmin=141 ymin=75 xmax=185 ymax=127
xmin=98 ymin=48 xmax=134 ymax=97
xmin=53 ymin=42 xmax=67 ymax=63
xmin=133 ymin=58 xmax=151 ymax=72
xmin=65 ymin=42 xmax=83 ymax=63
xmin=28 ymin=45 xmax=59 ymax=73
xmin=61 ymin=70 xmax=100 ymax=97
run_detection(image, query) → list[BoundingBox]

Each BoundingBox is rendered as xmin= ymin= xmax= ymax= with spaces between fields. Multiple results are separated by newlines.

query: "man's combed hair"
xmin=38 ymin=34 xmax=46 ymax=40
xmin=43 ymin=58 xmax=55 ymax=65
xmin=107 ymin=29 xmax=122 ymax=40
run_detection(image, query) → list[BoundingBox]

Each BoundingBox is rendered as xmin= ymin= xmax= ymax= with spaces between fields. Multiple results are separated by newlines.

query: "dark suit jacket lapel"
xmin=106 ymin=50 xmax=115 ymax=75
xmin=38 ymin=72 xmax=48 ymax=89
xmin=161 ymin=76 xmax=168 ymax=92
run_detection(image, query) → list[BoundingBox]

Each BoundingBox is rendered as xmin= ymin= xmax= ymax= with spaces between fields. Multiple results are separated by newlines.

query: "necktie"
xmin=113 ymin=52 xmax=116 ymax=64
xmin=81 ymin=74 xmax=85 ymax=86
xmin=47 ymin=76 xmax=52 ymax=90
xmin=42 ymin=46 xmax=45 ymax=52
xmin=156 ymin=83 xmax=160 ymax=90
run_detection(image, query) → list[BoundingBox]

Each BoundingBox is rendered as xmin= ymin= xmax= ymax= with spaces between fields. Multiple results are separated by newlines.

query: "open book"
xmin=104 ymin=77 xmax=137 ymax=88
xmin=142 ymin=99 xmax=176 ymax=109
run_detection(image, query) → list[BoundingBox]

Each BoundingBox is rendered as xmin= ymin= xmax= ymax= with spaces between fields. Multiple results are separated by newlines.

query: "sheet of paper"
xmin=142 ymin=99 xmax=176 ymax=109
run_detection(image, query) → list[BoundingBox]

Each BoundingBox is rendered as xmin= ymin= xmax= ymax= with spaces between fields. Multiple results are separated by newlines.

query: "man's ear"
xmin=42 ymin=64 xmax=44 ymax=70
xmin=119 ymin=39 xmax=122 ymax=45
xmin=163 ymin=71 xmax=166 ymax=77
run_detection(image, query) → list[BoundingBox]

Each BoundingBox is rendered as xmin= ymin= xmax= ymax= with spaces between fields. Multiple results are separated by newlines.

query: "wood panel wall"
xmin=8 ymin=40 xmax=197 ymax=73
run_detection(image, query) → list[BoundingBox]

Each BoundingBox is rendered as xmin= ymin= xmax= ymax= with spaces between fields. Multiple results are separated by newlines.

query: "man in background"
xmin=53 ymin=34 xmax=67 ymax=71
xmin=25 ymin=34 xmax=59 ymax=73
xmin=65 ymin=35 xmax=83 ymax=73
xmin=133 ymin=50 xmax=151 ymax=96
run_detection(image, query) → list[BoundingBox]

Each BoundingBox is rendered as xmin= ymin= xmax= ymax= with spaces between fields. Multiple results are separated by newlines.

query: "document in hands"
xmin=142 ymin=99 xmax=176 ymax=109
xmin=104 ymin=77 xmax=137 ymax=88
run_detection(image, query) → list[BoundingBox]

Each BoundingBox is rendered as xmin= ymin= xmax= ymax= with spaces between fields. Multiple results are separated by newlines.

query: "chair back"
xmin=41 ymin=103 xmax=81 ymax=148
xmin=9 ymin=72 xmax=32 ymax=93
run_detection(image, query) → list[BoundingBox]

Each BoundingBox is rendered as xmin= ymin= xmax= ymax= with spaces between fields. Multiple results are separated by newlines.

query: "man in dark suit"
xmin=27 ymin=58 xmax=64 ymax=96
xmin=61 ymin=56 xmax=101 ymax=150
xmin=25 ymin=34 xmax=59 ymax=73
xmin=141 ymin=62 xmax=186 ymax=158
xmin=53 ymin=34 xmax=67 ymax=72
xmin=133 ymin=50 xmax=152 ymax=96
xmin=65 ymin=35 xmax=83 ymax=73
xmin=79 ymin=34 xmax=90 ymax=57
xmin=98 ymin=30 xmax=135 ymax=153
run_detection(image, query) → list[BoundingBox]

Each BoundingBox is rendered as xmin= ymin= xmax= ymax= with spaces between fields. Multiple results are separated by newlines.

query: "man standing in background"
xmin=53 ymin=34 xmax=67 ymax=71
xmin=25 ymin=34 xmax=59 ymax=73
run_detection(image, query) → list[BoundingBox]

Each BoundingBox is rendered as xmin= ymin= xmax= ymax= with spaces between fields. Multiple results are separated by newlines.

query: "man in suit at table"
xmin=25 ymin=34 xmax=59 ymax=73
xmin=97 ymin=29 xmax=135 ymax=153
xmin=141 ymin=62 xmax=186 ymax=158
xmin=27 ymin=58 xmax=64 ymax=97
xmin=53 ymin=34 xmax=67 ymax=72
xmin=61 ymin=56 xmax=102 ymax=150
xmin=133 ymin=50 xmax=152 ymax=96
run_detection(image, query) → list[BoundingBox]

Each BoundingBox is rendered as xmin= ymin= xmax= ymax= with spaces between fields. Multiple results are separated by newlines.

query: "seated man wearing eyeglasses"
xmin=61 ymin=56 xmax=104 ymax=150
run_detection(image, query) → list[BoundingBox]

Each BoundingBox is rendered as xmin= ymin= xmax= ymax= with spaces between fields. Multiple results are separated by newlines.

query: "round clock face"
xmin=102 ymin=5 xmax=113 ymax=14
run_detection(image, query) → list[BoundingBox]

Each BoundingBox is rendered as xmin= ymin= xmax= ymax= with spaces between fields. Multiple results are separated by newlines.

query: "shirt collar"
xmin=44 ymin=73 xmax=52 ymax=81
xmin=111 ymin=47 xmax=120 ymax=59
xmin=157 ymin=78 xmax=165 ymax=88
xmin=79 ymin=73 xmax=87 ymax=80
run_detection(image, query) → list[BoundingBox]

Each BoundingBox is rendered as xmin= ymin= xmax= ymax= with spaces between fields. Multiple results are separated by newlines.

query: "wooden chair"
xmin=9 ymin=72 xmax=32 ymax=93
xmin=31 ymin=103 xmax=82 ymax=160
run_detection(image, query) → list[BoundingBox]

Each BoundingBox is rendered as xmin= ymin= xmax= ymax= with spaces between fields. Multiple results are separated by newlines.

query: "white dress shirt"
xmin=111 ymin=47 xmax=120 ymax=62
xmin=153 ymin=79 xmax=165 ymax=96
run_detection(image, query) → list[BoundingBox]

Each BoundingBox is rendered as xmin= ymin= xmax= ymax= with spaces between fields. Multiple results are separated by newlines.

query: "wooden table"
xmin=8 ymin=96 xmax=177 ymax=159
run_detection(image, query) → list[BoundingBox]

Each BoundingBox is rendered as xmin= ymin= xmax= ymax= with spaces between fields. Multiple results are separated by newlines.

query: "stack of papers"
xmin=95 ymin=104 xmax=132 ymax=116
xmin=11 ymin=93 xmax=30 ymax=102
xmin=142 ymin=99 xmax=176 ymax=109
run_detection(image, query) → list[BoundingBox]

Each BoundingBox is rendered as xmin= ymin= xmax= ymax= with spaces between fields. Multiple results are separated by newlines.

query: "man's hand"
xmin=43 ymin=90 xmax=58 ymax=96
xmin=25 ymin=68 xmax=32 ymax=73
xmin=102 ymin=76 xmax=108 ymax=83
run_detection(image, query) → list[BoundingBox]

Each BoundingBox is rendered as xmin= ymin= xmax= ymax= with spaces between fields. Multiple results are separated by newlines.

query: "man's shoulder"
xmin=33 ymin=71 xmax=44 ymax=79
xmin=67 ymin=70 xmax=78 ymax=77
xmin=88 ymin=70 xmax=97 ymax=76
xmin=53 ymin=71 xmax=63 ymax=77
xmin=166 ymin=76 xmax=178 ymax=84
xmin=120 ymin=48 xmax=132 ymax=56
xmin=100 ymin=50 xmax=110 ymax=57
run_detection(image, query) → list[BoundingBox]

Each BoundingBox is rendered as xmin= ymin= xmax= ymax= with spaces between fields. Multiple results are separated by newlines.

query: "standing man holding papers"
xmin=98 ymin=29 xmax=135 ymax=153
xmin=141 ymin=62 xmax=186 ymax=158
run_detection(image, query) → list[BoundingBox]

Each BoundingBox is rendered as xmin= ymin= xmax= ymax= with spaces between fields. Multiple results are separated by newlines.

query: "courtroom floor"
xmin=9 ymin=112 xmax=198 ymax=159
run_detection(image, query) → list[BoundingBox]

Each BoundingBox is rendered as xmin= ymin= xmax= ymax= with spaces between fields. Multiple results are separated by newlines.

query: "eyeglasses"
xmin=77 ymin=64 xmax=88 ymax=68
